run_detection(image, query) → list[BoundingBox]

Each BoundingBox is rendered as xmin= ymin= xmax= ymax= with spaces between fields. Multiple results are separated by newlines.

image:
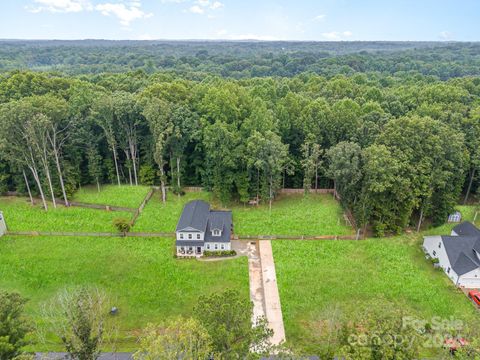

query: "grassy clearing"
xmin=134 ymin=191 xmax=352 ymax=236
xmin=422 ymin=205 xmax=479 ymax=236
xmin=272 ymin=236 xmax=478 ymax=355
xmin=0 ymin=235 xmax=249 ymax=350
xmin=72 ymin=185 xmax=151 ymax=209
xmin=0 ymin=197 xmax=132 ymax=233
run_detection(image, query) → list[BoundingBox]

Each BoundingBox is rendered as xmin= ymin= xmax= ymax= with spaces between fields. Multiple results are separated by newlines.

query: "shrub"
xmin=113 ymin=218 xmax=132 ymax=233
xmin=203 ymin=250 xmax=236 ymax=258
xmin=139 ymin=165 xmax=156 ymax=186
xmin=172 ymin=185 xmax=185 ymax=196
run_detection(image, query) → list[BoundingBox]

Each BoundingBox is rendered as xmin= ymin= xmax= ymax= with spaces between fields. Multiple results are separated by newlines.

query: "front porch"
xmin=177 ymin=245 xmax=204 ymax=257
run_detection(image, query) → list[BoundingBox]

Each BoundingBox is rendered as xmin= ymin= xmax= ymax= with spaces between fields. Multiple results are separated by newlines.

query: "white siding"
xmin=459 ymin=268 xmax=480 ymax=288
xmin=205 ymin=242 xmax=231 ymax=251
xmin=423 ymin=236 xmax=459 ymax=285
xmin=176 ymin=231 xmax=204 ymax=241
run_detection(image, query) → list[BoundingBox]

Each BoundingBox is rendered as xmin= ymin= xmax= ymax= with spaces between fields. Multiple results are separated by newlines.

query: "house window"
xmin=189 ymin=247 xmax=193 ymax=251
xmin=180 ymin=247 xmax=184 ymax=251
xmin=438 ymin=243 xmax=441 ymax=249
xmin=180 ymin=233 xmax=184 ymax=239
xmin=215 ymin=244 xmax=218 ymax=250
xmin=188 ymin=234 xmax=192 ymax=240
xmin=197 ymin=234 xmax=201 ymax=240
xmin=213 ymin=229 xmax=221 ymax=237
xmin=221 ymin=244 xmax=225 ymax=250
xmin=206 ymin=244 xmax=210 ymax=250
xmin=433 ymin=250 xmax=436 ymax=256
xmin=447 ymin=267 xmax=451 ymax=274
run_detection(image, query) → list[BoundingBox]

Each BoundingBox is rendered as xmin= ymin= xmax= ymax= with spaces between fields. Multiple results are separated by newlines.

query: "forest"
xmin=1 ymin=41 xmax=480 ymax=235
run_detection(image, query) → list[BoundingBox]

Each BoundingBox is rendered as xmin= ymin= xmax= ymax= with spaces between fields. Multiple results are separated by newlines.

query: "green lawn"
xmin=273 ymin=236 xmax=479 ymax=355
xmin=72 ymin=185 xmax=151 ymax=209
xmin=0 ymin=236 xmax=249 ymax=350
xmin=134 ymin=191 xmax=352 ymax=236
xmin=423 ymin=205 xmax=479 ymax=236
xmin=0 ymin=197 xmax=133 ymax=233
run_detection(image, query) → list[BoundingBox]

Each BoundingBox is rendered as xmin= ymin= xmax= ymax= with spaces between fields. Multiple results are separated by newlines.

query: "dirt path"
xmin=259 ymin=240 xmax=286 ymax=345
xmin=232 ymin=239 xmax=286 ymax=346
xmin=232 ymin=240 xmax=265 ymax=320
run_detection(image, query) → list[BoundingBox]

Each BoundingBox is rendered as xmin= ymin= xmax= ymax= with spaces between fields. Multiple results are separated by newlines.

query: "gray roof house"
xmin=175 ymin=200 xmax=232 ymax=256
xmin=423 ymin=221 xmax=480 ymax=288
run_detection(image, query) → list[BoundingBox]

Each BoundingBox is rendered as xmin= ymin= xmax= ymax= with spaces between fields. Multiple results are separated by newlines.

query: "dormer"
xmin=212 ymin=228 xmax=222 ymax=237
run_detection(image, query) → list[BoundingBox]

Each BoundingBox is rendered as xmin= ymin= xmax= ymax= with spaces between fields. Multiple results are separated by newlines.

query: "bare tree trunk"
xmin=159 ymin=166 xmax=166 ymax=203
xmin=44 ymin=164 xmax=57 ymax=208
xmin=129 ymin=139 xmax=138 ymax=186
xmin=112 ymin=147 xmax=121 ymax=186
xmin=416 ymin=207 xmax=424 ymax=233
xmin=124 ymin=149 xmax=133 ymax=186
xmin=97 ymin=179 xmax=101 ymax=193
xmin=315 ymin=164 xmax=318 ymax=192
xmin=269 ymin=175 xmax=273 ymax=213
xmin=27 ymin=159 xmax=47 ymax=211
xmin=52 ymin=148 xmax=68 ymax=206
xmin=176 ymin=157 xmax=181 ymax=190
xmin=464 ymin=168 xmax=475 ymax=204
xmin=22 ymin=169 xmax=34 ymax=206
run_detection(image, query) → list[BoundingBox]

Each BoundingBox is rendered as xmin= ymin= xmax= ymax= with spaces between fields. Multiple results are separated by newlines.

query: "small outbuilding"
xmin=423 ymin=222 xmax=480 ymax=288
xmin=175 ymin=200 xmax=232 ymax=256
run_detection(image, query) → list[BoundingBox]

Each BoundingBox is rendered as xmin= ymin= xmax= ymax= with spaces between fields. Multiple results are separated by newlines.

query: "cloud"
xmin=313 ymin=14 xmax=326 ymax=21
xmin=439 ymin=31 xmax=452 ymax=40
xmin=321 ymin=30 xmax=353 ymax=40
xmin=95 ymin=1 xmax=153 ymax=26
xmin=26 ymin=0 xmax=92 ymax=13
xmin=189 ymin=5 xmax=204 ymax=14
xmin=188 ymin=0 xmax=224 ymax=15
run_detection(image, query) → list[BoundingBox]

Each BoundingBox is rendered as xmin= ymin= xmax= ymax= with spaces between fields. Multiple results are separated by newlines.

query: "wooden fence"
xmin=235 ymin=234 xmax=359 ymax=241
xmin=130 ymin=188 xmax=155 ymax=225
xmin=6 ymin=231 xmax=175 ymax=237
xmin=279 ymin=188 xmax=335 ymax=194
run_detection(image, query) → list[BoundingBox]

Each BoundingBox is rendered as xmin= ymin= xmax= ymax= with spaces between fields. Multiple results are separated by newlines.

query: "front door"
xmin=196 ymin=247 xmax=202 ymax=254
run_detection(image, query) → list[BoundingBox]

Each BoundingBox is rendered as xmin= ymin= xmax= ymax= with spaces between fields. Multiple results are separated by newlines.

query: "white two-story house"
xmin=423 ymin=222 xmax=480 ymax=288
xmin=175 ymin=200 xmax=232 ymax=256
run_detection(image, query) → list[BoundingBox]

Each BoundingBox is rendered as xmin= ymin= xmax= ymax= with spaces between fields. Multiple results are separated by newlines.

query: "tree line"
xmin=0 ymin=70 xmax=479 ymax=234
xmin=1 ymin=41 xmax=480 ymax=80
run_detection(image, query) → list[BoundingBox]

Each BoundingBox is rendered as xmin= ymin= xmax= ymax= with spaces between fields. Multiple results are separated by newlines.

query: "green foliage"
xmin=203 ymin=250 xmax=236 ymax=257
xmin=0 ymin=292 xmax=31 ymax=360
xmin=42 ymin=288 xmax=111 ymax=360
xmin=134 ymin=318 xmax=213 ymax=360
xmin=194 ymin=289 xmax=272 ymax=358
xmin=113 ymin=218 xmax=132 ymax=233
xmin=139 ymin=165 xmax=156 ymax=186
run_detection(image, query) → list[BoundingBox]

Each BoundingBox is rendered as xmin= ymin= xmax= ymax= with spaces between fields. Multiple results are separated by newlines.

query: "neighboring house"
xmin=423 ymin=222 xmax=480 ymax=288
xmin=175 ymin=200 xmax=232 ymax=256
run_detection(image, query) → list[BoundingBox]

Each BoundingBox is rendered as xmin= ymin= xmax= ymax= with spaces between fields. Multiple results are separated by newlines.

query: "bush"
xmin=203 ymin=250 xmax=236 ymax=258
xmin=139 ymin=165 xmax=156 ymax=186
xmin=113 ymin=218 xmax=132 ymax=233
xmin=172 ymin=185 xmax=185 ymax=196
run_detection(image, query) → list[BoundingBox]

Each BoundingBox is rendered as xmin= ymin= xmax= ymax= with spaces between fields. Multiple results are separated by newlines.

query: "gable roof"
xmin=175 ymin=200 xmax=210 ymax=232
xmin=205 ymin=210 xmax=232 ymax=243
xmin=442 ymin=223 xmax=480 ymax=276
xmin=452 ymin=221 xmax=480 ymax=236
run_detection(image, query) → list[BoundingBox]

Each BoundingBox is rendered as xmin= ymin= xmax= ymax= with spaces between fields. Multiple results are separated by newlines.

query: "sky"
xmin=0 ymin=0 xmax=479 ymax=41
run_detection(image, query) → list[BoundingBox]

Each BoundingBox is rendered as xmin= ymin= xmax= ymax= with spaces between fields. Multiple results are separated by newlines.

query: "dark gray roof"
xmin=36 ymin=353 xmax=132 ymax=360
xmin=205 ymin=211 xmax=232 ymax=243
xmin=452 ymin=221 xmax=480 ymax=236
xmin=442 ymin=234 xmax=480 ymax=276
xmin=175 ymin=200 xmax=210 ymax=232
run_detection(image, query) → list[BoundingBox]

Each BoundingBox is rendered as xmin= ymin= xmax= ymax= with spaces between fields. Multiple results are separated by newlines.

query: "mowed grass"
xmin=134 ymin=191 xmax=352 ymax=236
xmin=72 ymin=185 xmax=151 ymax=209
xmin=0 ymin=235 xmax=249 ymax=350
xmin=0 ymin=197 xmax=133 ymax=232
xmin=273 ymin=237 xmax=479 ymax=355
